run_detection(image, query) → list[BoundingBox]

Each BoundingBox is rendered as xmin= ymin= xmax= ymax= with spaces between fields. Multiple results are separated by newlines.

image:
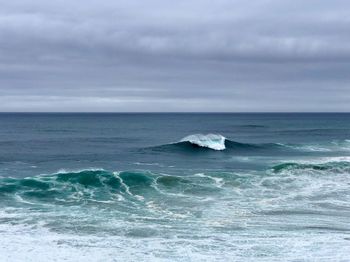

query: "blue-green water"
xmin=0 ymin=113 xmax=350 ymax=261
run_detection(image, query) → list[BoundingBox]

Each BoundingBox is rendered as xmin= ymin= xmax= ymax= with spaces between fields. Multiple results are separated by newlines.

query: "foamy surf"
xmin=1 ymin=164 xmax=350 ymax=261
xmin=180 ymin=134 xmax=226 ymax=150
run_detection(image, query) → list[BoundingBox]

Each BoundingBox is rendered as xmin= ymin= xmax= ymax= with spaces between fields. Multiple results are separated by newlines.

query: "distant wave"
xmin=148 ymin=133 xmax=284 ymax=153
xmin=276 ymin=140 xmax=350 ymax=153
xmin=146 ymin=134 xmax=350 ymax=155
xmin=272 ymin=161 xmax=350 ymax=173
xmin=180 ymin=134 xmax=226 ymax=150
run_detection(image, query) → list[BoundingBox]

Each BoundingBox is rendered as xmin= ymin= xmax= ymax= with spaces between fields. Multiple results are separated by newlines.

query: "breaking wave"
xmin=147 ymin=134 xmax=350 ymax=156
xmin=0 ymin=169 xmax=226 ymax=206
xmin=148 ymin=133 xmax=284 ymax=153
xmin=2 ymin=159 xmax=349 ymax=206
xmin=180 ymin=134 xmax=226 ymax=150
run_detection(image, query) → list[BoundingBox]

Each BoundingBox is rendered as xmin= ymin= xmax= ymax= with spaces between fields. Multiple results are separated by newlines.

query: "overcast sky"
xmin=0 ymin=0 xmax=349 ymax=112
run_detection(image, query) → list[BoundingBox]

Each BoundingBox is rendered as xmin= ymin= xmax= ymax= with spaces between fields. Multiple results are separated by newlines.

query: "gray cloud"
xmin=0 ymin=0 xmax=349 ymax=111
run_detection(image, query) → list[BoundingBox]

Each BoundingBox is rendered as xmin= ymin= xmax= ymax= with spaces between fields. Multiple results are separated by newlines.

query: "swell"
xmin=272 ymin=161 xmax=350 ymax=173
xmin=149 ymin=136 xmax=285 ymax=153
xmin=148 ymin=133 xmax=350 ymax=154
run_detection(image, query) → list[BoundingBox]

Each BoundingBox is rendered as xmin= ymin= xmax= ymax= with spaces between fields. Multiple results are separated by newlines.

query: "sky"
xmin=0 ymin=0 xmax=349 ymax=112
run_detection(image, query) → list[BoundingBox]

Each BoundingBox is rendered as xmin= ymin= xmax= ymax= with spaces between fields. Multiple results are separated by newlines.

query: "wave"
xmin=2 ymin=161 xmax=349 ymax=204
xmin=278 ymin=140 xmax=350 ymax=153
xmin=148 ymin=134 xmax=350 ymax=156
xmin=272 ymin=161 xmax=350 ymax=173
xmin=180 ymin=134 xmax=226 ymax=150
xmin=149 ymin=133 xmax=284 ymax=153
xmin=0 ymin=169 xmax=224 ymax=205
xmin=2 ymin=161 xmax=350 ymax=219
xmin=0 ymin=169 xmax=151 ymax=202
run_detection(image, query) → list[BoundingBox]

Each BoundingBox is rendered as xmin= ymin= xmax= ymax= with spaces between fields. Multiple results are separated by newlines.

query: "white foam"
xmin=194 ymin=173 xmax=224 ymax=188
xmin=55 ymin=168 xmax=105 ymax=174
xmin=2 ymin=168 xmax=350 ymax=262
xmin=280 ymin=156 xmax=350 ymax=165
xmin=180 ymin=134 xmax=226 ymax=151
xmin=113 ymin=172 xmax=145 ymax=201
xmin=2 ymin=218 xmax=349 ymax=262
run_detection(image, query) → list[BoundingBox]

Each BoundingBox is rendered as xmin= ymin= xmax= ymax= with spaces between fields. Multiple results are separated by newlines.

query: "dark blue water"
xmin=1 ymin=113 xmax=350 ymax=261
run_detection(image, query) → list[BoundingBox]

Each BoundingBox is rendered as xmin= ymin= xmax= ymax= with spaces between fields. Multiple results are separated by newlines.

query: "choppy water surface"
xmin=0 ymin=113 xmax=350 ymax=261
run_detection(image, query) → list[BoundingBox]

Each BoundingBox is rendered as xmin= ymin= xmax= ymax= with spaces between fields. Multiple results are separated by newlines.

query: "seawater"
xmin=0 ymin=113 xmax=350 ymax=261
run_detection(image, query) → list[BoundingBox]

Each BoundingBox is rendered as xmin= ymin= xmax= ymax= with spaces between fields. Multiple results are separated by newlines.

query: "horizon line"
xmin=1 ymin=112 xmax=350 ymax=114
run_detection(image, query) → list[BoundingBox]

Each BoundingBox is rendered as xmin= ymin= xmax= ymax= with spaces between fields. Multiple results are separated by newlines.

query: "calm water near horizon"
xmin=1 ymin=113 xmax=350 ymax=261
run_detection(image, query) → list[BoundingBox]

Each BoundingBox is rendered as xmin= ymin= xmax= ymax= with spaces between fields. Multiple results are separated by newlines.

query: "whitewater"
xmin=180 ymin=134 xmax=227 ymax=150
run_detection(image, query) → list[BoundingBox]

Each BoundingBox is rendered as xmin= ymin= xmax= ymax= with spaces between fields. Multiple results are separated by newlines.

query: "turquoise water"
xmin=0 ymin=113 xmax=350 ymax=261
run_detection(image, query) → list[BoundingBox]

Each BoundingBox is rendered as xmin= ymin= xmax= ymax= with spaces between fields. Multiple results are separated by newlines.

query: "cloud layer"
xmin=0 ymin=0 xmax=349 ymax=111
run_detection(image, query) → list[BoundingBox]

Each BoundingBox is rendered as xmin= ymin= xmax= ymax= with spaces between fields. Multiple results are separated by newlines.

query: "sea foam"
xmin=180 ymin=134 xmax=226 ymax=151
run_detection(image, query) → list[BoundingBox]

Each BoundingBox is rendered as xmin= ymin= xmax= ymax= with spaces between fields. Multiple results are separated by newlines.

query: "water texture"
xmin=0 ymin=113 xmax=349 ymax=261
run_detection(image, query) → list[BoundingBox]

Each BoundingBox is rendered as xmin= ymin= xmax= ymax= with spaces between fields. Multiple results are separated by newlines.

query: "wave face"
xmin=0 ymin=169 xmax=224 ymax=205
xmin=180 ymin=134 xmax=226 ymax=150
xmin=0 ymin=170 xmax=155 ymax=204
xmin=149 ymin=134 xmax=286 ymax=155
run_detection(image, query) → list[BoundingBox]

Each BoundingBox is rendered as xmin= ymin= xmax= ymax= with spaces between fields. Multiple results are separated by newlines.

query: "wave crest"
xmin=180 ymin=134 xmax=226 ymax=151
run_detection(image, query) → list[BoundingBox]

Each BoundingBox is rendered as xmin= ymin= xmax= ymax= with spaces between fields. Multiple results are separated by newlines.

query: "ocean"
xmin=0 ymin=113 xmax=349 ymax=261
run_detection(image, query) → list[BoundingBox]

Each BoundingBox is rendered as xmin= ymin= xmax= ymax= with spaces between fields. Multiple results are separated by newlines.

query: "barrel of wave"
xmin=180 ymin=134 xmax=226 ymax=151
